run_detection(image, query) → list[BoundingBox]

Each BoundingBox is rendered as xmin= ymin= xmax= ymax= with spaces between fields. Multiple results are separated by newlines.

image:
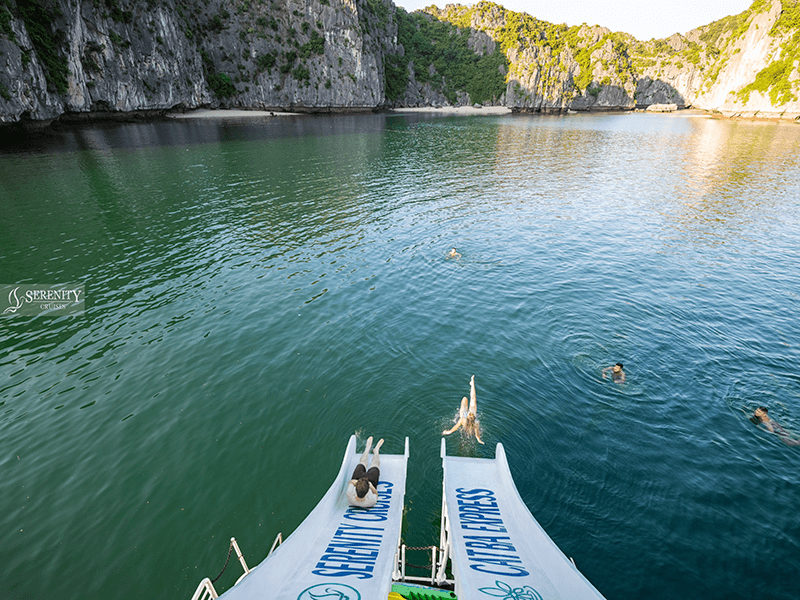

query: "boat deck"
xmin=216 ymin=436 xmax=409 ymax=600
xmin=198 ymin=436 xmax=606 ymax=600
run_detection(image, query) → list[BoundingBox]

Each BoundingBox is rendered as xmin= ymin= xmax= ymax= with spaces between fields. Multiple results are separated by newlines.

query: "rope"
xmin=210 ymin=540 xmax=235 ymax=584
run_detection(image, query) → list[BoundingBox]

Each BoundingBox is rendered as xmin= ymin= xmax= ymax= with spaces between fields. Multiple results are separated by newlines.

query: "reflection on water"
xmin=1 ymin=112 xmax=800 ymax=600
xmin=671 ymin=118 xmax=800 ymax=249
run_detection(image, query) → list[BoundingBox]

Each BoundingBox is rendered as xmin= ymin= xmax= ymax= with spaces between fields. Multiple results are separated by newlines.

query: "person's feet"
xmin=364 ymin=436 xmax=373 ymax=454
xmin=374 ymin=438 xmax=384 ymax=453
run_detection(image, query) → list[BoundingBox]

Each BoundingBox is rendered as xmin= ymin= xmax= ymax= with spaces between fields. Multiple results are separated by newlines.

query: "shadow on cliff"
xmin=633 ymin=77 xmax=688 ymax=109
xmin=507 ymin=79 xmax=688 ymax=113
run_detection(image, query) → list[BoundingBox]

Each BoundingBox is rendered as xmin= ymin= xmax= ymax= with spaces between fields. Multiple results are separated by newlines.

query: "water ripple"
xmin=2 ymin=113 xmax=800 ymax=600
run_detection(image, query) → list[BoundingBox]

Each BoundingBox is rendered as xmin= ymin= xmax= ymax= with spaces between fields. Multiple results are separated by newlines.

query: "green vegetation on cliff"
xmin=428 ymin=2 xmax=638 ymax=102
xmin=2 ymin=0 xmax=798 ymax=122
xmin=566 ymin=29 xmax=635 ymax=91
xmin=200 ymin=48 xmax=236 ymax=98
xmin=426 ymin=0 xmax=799 ymax=111
xmin=440 ymin=3 xmax=572 ymax=84
xmin=1 ymin=0 xmax=16 ymax=42
xmin=737 ymin=0 xmax=800 ymax=104
xmin=386 ymin=8 xmax=507 ymax=104
xmin=17 ymin=0 xmax=69 ymax=94
xmin=180 ymin=0 xmax=331 ymax=98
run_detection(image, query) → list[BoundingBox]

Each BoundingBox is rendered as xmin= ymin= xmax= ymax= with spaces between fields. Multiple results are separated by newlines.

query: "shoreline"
xmin=166 ymin=106 xmax=514 ymax=119
xmin=167 ymin=108 xmax=302 ymax=119
xmin=388 ymin=106 xmax=512 ymax=116
xmin=167 ymin=105 xmax=799 ymax=123
xmin=3 ymin=105 xmax=797 ymax=129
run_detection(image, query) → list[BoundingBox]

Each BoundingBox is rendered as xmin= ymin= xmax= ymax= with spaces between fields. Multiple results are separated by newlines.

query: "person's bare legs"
xmin=359 ymin=436 xmax=373 ymax=468
xmin=460 ymin=396 xmax=469 ymax=418
xmin=370 ymin=438 xmax=384 ymax=470
xmin=469 ymin=375 xmax=477 ymax=416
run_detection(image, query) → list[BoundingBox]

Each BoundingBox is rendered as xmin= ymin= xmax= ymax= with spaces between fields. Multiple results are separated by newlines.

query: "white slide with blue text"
xmin=219 ymin=435 xmax=409 ymax=600
xmin=441 ymin=439 xmax=606 ymax=600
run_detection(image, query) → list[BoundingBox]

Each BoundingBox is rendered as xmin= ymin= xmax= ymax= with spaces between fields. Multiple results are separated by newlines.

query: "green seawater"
xmin=1 ymin=112 xmax=799 ymax=600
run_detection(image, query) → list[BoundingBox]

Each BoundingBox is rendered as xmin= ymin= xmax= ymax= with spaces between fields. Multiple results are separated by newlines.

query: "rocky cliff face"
xmin=633 ymin=0 xmax=800 ymax=117
xmin=428 ymin=0 xmax=800 ymax=118
xmin=0 ymin=0 xmax=797 ymax=124
xmin=0 ymin=0 xmax=400 ymax=123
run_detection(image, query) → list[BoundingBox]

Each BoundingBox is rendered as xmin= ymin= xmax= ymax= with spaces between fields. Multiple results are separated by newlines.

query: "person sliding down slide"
xmin=443 ymin=375 xmax=484 ymax=444
xmin=346 ymin=436 xmax=384 ymax=508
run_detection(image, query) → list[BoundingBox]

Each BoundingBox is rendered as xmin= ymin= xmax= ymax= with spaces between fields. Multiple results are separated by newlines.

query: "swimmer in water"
xmin=447 ymin=248 xmax=461 ymax=259
xmin=443 ymin=375 xmax=484 ymax=443
xmin=602 ymin=362 xmax=626 ymax=383
xmin=751 ymin=406 xmax=800 ymax=446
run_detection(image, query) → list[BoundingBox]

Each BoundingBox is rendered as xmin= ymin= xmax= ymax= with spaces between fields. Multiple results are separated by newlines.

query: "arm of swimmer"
xmin=475 ymin=421 xmax=484 ymax=444
xmin=443 ymin=420 xmax=463 ymax=435
xmin=772 ymin=422 xmax=800 ymax=444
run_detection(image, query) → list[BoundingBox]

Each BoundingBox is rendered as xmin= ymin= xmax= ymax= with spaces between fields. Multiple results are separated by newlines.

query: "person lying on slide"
xmin=443 ymin=375 xmax=484 ymax=444
xmin=346 ymin=436 xmax=384 ymax=508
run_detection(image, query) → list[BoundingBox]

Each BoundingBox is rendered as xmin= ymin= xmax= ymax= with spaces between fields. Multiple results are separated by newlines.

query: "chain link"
xmin=402 ymin=545 xmax=437 ymax=570
xmin=210 ymin=540 xmax=235 ymax=584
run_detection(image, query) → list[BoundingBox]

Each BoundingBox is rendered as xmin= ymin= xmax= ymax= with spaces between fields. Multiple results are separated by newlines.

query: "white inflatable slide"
xmin=218 ymin=435 xmax=409 ymax=600
xmin=440 ymin=438 xmax=606 ymax=600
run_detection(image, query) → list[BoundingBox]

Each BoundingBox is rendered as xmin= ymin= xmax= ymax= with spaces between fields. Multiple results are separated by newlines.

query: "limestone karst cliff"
xmin=633 ymin=0 xmax=800 ymax=117
xmin=425 ymin=0 xmax=800 ymax=118
xmin=0 ymin=0 xmax=400 ymax=123
xmin=0 ymin=0 xmax=797 ymax=125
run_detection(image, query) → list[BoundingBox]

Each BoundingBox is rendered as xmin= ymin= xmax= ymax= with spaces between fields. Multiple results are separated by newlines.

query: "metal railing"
xmin=391 ymin=484 xmax=454 ymax=589
xmin=394 ymin=544 xmax=441 ymax=585
xmin=190 ymin=578 xmax=218 ymax=600
xmin=268 ymin=532 xmax=283 ymax=556
xmin=190 ymin=532 xmax=283 ymax=600
xmin=436 ymin=487 xmax=452 ymax=585
xmin=231 ymin=537 xmax=251 ymax=585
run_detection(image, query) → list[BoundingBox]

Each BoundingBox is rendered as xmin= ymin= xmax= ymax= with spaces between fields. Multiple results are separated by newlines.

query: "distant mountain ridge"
xmin=0 ymin=0 xmax=797 ymax=125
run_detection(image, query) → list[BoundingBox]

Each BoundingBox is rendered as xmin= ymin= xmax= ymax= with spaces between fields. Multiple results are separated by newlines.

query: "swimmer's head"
xmin=613 ymin=363 xmax=623 ymax=372
xmin=466 ymin=413 xmax=479 ymax=436
xmin=753 ymin=406 xmax=769 ymax=422
xmin=355 ymin=477 xmax=370 ymax=498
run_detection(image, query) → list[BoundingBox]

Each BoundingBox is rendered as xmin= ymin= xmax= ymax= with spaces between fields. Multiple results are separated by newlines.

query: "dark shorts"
xmin=352 ymin=463 xmax=379 ymax=487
